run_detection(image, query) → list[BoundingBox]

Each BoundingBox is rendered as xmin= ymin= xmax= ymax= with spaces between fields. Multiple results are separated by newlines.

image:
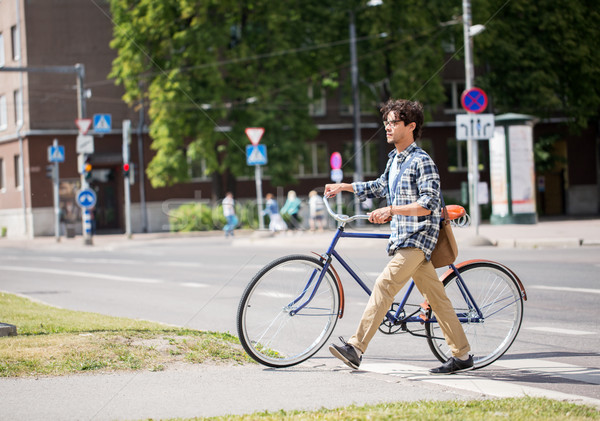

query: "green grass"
xmin=0 ymin=292 xmax=252 ymax=377
xmin=165 ymin=397 xmax=599 ymax=420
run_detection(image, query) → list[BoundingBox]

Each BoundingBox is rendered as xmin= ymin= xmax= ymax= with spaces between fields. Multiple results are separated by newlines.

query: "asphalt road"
xmin=1 ymin=231 xmax=599 ymax=419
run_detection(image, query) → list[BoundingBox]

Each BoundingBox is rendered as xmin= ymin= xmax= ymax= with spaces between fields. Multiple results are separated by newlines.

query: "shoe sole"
xmin=429 ymin=365 xmax=474 ymax=375
xmin=328 ymin=345 xmax=360 ymax=370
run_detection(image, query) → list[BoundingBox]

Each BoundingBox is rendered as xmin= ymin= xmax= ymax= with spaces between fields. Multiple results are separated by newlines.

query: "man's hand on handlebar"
xmin=324 ymin=183 xmax=353 ymax=198
xmin=368 ymin=206 xmax=393 ymax=224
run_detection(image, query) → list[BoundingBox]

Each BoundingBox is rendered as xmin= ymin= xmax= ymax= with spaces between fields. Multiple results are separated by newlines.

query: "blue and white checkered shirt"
xmin=352 ymin=142 xmax=441 ymax=259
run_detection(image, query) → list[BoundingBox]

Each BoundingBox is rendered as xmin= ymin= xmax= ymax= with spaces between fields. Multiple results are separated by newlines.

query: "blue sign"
xmin=76 ymin=189 xmax=97 ymax=209
xmin=246 ymin=144 xmax=268 ymax=166
xmin=93 ymin=114 xmax=112 ymax=133
xmin=48 ymin=145 xmax=65 ymax=163
xmin=461 ymin=87 xmax=488 ymax=114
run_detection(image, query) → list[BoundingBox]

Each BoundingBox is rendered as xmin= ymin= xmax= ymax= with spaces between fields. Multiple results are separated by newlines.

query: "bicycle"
xmin=237 ymin=195 xmax=527 ymax=369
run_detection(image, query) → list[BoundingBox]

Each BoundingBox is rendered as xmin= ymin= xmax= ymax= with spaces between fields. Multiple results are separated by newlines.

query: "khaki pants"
xmin=348 ymin=247 xmax=470 ymax=358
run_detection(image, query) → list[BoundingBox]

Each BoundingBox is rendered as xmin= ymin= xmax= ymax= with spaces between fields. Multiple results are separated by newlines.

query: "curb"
xmin=0 ymin=323 xmax=17 ymax=337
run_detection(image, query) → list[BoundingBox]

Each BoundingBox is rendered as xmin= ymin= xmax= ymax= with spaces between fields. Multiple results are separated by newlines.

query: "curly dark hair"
xmin=380 ymin=99 xmax=424 ymax=141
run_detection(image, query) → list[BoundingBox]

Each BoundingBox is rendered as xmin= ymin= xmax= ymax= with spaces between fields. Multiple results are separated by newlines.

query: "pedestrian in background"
xmin=308 ymin=190 xmax=326 ymax=232
xmin=281 ymin=190 xmax=302 ymax=230
xmin=263 ymin=193 xmax=287 ymax=233
xmin=222 ymin=192 xmax=238 ymax=237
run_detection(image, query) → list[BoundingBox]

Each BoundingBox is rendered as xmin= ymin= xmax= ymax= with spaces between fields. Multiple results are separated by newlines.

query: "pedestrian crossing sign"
xmin=246 ymin=144 xmax=267 ymax=166
xmin=48 ymin=145 xmax=65 ymax=163
xmin=93 ymin=114 xmax=112 ymax=133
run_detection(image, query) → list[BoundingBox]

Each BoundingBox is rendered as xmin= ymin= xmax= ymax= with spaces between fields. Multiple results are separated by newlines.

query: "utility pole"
xmin=349 ymin=9 xmax=364 ymax=220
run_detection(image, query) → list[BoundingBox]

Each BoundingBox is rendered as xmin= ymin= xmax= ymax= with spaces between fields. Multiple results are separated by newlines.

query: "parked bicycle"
xmin=237 ymin=196 xmax=527 ymax=369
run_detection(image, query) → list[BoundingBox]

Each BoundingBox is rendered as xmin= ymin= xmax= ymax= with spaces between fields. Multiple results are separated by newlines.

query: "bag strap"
xmin=440 ymin=196 xmax=448 ymax=223
xmin=389 ymin=153 xmax=416 ymax=199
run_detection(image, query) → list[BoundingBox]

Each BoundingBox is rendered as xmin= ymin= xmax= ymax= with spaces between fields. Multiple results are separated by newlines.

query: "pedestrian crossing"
xmin=356 ymin=359 xmax=600 ymax=408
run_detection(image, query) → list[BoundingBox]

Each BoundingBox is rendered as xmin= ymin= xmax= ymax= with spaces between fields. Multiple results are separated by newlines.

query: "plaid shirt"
xmin=352 ymin=142 xmax=441 ymax=259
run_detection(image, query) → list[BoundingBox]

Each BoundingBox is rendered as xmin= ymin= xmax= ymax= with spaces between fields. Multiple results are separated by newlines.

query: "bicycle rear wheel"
xmin=426 ymin=261 xmax=524 ymax=369
xmin=237 ymin=255 xmax=340 ymax=368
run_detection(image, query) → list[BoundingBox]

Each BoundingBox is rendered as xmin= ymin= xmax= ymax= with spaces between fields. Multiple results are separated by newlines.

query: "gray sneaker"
xmin=429 ymin=355 xmax=474 ymax=375
xmin=329 ymin=337 xmax=361 ymax=370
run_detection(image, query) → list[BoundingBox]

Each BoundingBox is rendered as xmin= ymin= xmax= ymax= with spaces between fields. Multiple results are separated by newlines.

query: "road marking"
xmin=525 ymin=326 xmax=595 ymax=335
xmin=361 ymin=362 xmax=600 ymax=407
xmin=2 ymin=266 xmax=163 ymax=284
xmin=493 ymin=359 xmax=600 ymax=385
xmin=180 ymin=282 xmax=209 ymax=288
xmin=530 ymin=285 xmax=600 ymax=295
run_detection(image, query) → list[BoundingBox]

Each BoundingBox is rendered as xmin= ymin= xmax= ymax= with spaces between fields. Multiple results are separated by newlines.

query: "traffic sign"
xmin=93 ymin=114 xmax=112 ymax=133
xmin=330 ymin=152 xmax=342 ymax=170
xmin=461 ymin=87 xmax=488 ymax=113
xmin=456 ymin=113 xmax=495 ymax=140
xmin=76 ymin=188 xmax=97 ymax=209
xmin=331 ymin=169 xmax=343 ymax=182
xmin=47 ymin=145 xmax=65 ymax=163
xmin=245 ymin=127 xmax=265 ymax=145
xmin=76 ymin=134 xmax=94 ymax=154
xmin=246 ymin=144 xmax=267 ymax=165
xmin=75 ymin=118 xmax=93 ymax=135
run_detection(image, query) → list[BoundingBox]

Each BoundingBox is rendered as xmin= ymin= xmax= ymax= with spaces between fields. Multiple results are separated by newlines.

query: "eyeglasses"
xmin=383 ymin=119 xmax=403 ymax=128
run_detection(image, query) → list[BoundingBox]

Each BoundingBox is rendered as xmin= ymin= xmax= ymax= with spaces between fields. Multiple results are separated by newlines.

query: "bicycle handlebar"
xmin=322 ymin=195 xmax=370 ymax=224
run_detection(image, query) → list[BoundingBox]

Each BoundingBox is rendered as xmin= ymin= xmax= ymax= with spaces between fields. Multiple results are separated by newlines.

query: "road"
xmin=1 ymin=231 xmax=599 ymax=409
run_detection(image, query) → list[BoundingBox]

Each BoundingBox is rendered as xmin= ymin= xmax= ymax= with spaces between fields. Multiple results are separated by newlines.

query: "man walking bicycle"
xmin=324 ymin=99 xmax=473 ymax=375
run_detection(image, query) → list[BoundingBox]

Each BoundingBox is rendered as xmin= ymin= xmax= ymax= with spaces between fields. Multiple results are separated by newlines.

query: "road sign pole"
xmin=52 ymin=139 xmax=61 ymax=242
xmin=255 ymin=165 xmax=265 ymax=230
xmin=463 ymin=0 xmax=480 ymax=235
xmin=123 ymin=120 xmax=132 ymax=238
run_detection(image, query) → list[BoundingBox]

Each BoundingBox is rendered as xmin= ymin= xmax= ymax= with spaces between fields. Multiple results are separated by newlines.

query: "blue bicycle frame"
xmin=288 ymin=225 xmax=485 ymax=328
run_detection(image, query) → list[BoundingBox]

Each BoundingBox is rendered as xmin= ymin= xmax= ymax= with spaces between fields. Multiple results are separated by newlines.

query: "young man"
xmin=324 ymin=99 xmax=473 ymax=375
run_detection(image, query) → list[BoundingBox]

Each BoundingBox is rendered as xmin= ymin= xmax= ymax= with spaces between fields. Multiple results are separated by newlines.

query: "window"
xmin=308 ymin=83 xmax=326 ymax=117
xmin=187 ymin=152 xmax=209 ymax=181
xmin=447 ymin=138 xmax=468 ymax=172
xmin=443 ymin=80 xmax=465 ymax=113
xmin=342 ymin=140 xmax=378 ymax=176
xmin=14 ymin=154 xmax=22 ymax=188
xmin=14 ymin=89 xmax=22 ymax=124
xmin=11 ymin=25 xmax=20 ymax=61
xmin=0 ymin=32 xmax=5 ymax=67
xmin=298 ymin=143 xmax=328 ymax=176
xmin=0 ymin=95 xmax=7 ymax=131
xmin=0 ymin=158 xmax=4 ymax=190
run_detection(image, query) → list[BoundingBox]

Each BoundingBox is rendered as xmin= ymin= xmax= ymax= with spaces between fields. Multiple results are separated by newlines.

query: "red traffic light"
xmin=123 ymin=163 xmax=130 ymax=172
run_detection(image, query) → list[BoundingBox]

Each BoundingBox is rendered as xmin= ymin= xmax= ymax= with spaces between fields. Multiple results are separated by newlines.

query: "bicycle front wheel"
xmin=237 ymin=255 xmax=340 ymax=368
xmin=426 ymin=261 xmax=524 ymax=369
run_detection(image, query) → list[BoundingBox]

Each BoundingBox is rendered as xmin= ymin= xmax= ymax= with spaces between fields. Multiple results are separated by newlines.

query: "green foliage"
xmin=473 ymin=0 xmax=600 ymax=129
xmin=108 ymin=0 xmax=455 ymax=190
xmin=168 ymin=201 xmax=259 ymax=232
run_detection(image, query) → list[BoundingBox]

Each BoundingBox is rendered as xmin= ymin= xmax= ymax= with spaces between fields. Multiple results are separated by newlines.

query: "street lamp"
xmin=349 ymin=0 xmax=382 ymax=217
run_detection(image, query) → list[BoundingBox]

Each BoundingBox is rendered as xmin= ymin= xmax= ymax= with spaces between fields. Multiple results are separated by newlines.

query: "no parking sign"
xmin=461 ymin=87 xmax=488 ymax=113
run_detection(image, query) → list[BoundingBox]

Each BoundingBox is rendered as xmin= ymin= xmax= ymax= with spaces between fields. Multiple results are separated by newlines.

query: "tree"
xmin=472 ymin=0 xmax=600 ymax=128
xmin=108 ymin=0 xmax=456 ymax=194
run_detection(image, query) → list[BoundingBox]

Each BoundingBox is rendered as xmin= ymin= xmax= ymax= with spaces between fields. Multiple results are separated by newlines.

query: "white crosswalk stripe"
xmin=360 ymin=361 xmax=600 ymax=407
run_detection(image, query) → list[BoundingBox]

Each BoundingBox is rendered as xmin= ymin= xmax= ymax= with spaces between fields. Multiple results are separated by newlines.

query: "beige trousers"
xmin=348 ymin=247 xmax=470 ymax=358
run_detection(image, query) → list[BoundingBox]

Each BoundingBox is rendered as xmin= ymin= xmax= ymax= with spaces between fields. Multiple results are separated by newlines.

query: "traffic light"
xmin=84 ymin=156 xmax=92 ymax=180
xmin=123 ymin=162 xmax=130 ymax=178
xmin=46 ymin=165 xmax=54 ymax=179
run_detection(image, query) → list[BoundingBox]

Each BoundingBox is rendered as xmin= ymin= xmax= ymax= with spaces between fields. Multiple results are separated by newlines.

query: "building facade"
xmin=1 ymin=0 xmax=597 ymax=238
